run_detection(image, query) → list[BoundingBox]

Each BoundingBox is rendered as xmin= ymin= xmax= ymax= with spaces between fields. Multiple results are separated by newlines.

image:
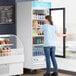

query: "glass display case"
xmin=0 ymin=35 xmax=23 ymax=57
xmin=0 ymin=35 xmax=24 ymax=76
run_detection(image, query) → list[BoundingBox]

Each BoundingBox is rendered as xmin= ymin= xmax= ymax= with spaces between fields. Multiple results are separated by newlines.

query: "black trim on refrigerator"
xmin=49 ymin=8 xmax=66 ymax=58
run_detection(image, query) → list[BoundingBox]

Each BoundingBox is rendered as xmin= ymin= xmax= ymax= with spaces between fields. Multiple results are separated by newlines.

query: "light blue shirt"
xmin=40 ymin=24 xmax=58 ymax=47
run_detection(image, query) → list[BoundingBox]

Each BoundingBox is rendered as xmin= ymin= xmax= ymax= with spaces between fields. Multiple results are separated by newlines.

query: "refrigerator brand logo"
xmin=32 ymin=2 xmax=51 ymax=8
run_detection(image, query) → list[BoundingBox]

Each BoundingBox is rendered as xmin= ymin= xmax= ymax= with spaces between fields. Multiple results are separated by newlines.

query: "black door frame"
xmin=49 ymin=8 xmax=66 ymax=58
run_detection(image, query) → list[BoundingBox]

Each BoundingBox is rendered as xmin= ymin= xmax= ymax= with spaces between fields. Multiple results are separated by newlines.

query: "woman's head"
xmin=45 ymin=15 xmax=53 ymax=25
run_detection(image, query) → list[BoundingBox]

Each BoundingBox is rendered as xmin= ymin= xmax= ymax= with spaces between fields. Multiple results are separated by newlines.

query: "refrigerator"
xmin=17 ymin=1 xmax=66 ymax=71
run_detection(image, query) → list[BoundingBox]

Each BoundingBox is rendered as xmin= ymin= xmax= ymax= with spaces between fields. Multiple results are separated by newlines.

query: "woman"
xmin=35 ymin=15 xmax=66 ymax=76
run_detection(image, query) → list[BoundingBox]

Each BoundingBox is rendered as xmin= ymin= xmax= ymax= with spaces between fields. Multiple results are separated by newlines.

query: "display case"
xmin=0 ymin=35 xmax=23 ymax=57
xmin=0 ymin=35 xmax=24 ymax=76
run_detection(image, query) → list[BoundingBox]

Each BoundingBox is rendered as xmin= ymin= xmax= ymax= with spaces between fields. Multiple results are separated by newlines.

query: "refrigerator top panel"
xmin=32 ymin=1 xmax=51 ymax=9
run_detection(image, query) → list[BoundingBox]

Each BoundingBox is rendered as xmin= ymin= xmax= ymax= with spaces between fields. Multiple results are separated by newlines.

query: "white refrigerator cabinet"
xmin=17 ymin=1 xmax=51 ymax=70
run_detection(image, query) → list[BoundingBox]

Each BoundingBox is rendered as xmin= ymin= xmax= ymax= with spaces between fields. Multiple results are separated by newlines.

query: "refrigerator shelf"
xmin=33 ymin=19 xmax=45 ymax=21
xmin=33 ymin=35 xmax=44 ymax=37
xmin=32 ymin=27 xmax=40 ymax=29
xmin=33 ymin=44 xmax=43 ymax=46
xmin=0 ymin=44 xmax=13 ymax=47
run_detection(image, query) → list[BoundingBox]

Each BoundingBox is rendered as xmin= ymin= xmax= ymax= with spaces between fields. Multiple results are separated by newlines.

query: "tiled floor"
xmin=23 ymin=69 xmax=75 ymax=76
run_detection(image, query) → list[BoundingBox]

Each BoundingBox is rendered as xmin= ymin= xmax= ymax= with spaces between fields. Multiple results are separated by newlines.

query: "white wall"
xmin=51 ymin=0 xmax=76 ymax=34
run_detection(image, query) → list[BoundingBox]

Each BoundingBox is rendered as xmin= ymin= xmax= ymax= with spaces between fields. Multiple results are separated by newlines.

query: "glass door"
xmin=49 ymin=8 xmax=66 ymax=57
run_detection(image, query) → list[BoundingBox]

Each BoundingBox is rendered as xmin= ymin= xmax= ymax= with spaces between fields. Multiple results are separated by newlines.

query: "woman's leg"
xmin=50 ymin=47 xmax=58 ymax=72
xmin=44 ymin=47 xmax=51 ymax=73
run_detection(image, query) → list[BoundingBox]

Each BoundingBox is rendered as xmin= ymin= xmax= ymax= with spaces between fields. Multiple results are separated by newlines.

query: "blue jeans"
xmin=44 ymin=46 xmax=58 ymax=73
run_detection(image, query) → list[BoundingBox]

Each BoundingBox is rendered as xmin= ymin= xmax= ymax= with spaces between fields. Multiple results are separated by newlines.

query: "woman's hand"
xmin=56 ymin=33 xmax=68 ymax=37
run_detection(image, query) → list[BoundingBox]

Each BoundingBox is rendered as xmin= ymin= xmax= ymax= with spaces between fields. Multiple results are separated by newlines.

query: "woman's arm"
xmin=56 ymin=33 xmax=67 ymax=37
xmin=34 ymin=25 xmax=44 ymax=34
xmin=34 ymin=28 xmax=40 ymax=34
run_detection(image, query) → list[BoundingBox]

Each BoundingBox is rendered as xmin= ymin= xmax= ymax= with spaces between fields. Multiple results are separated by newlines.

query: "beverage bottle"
xmin=42 ymin=15 xmax=44 ymax=20
xmin=33 ymin=48 xmax=35 ymax=56
xmin=36 ymin=48 xmax=38 ymax=56
xmin=40 ymin=14 xmax=42 ymax=20
xmin=0 ymin=48 xmax=2 ymax=56
xmin=39 ymin=14 xmax=41 ymax=20
xmin=37 ymin=48 xmax=39 ymax=56
xmin=42 ymin=14 xmax=44 ymax=20
xmin=33 ymin=39 xmax=34 ymax=44
xmin=38 ymin=21 xmax=40 ymax=27
xmin=42 ymin=32 xmax=44 ymax=35
xmin=34 ymin=14 xmax=36 ymax=19
xmin=36 ymin=14 xmax=37 ymax=20
xmin=36 ymin=14 xmax=38 ymax=20
xmin=38 ymin=14 xmax=40 ymax=20
xmin=36 ymin=38 xmax=40 ymax=44
xmin=40 ymin=21 xmax=43 ymax=26
xmin=34 ymin=48 xmax=36 ymax=56
xmin=39 ymin=48 xmax=41 ymax=55
xmin=43 ymin=15 xmax=45 ymax=20
xmin=33 ymin=14 xmax=35 ymax=19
